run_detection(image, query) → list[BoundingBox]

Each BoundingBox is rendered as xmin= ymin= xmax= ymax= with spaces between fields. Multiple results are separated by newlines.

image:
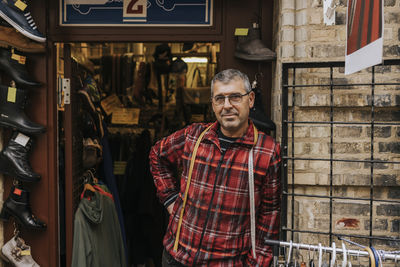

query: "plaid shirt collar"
xmin=203 ymin=120 xmax=258 ymax=147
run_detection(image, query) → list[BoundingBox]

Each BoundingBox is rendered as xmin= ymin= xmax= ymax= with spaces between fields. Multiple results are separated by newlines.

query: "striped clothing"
xmin=149 ymin=121 xmax=281 ymax=266
xmin=218 ymin=129 xmax=237 ymax=153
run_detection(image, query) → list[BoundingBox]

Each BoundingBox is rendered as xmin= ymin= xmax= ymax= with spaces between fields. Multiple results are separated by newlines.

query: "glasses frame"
xmin=211 ymin=91 xmax=251 ymax=106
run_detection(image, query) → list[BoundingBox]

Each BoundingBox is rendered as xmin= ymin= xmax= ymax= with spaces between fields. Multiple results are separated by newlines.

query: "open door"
xmin=58 ymin=43 xmax=86 ymax=267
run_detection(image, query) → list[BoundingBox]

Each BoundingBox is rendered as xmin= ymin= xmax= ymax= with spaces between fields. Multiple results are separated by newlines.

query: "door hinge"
xmin=62 ymin=78 xmax=71 ymax=105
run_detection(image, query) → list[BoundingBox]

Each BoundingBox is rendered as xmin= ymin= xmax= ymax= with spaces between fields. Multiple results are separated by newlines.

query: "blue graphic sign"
xmin=60 ymin=0 xmax=213 ymax=26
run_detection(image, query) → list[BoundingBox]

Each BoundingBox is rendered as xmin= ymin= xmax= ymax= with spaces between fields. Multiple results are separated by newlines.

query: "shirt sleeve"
xmin=245 ymin=142 xmax=281 ymax=267
xmin=149 ymin=126 xmax=188 ymax=207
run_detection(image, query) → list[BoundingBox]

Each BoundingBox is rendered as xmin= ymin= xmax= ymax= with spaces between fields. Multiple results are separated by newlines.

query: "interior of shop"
xmin=56 ymin=41 xmax=221 ymax=267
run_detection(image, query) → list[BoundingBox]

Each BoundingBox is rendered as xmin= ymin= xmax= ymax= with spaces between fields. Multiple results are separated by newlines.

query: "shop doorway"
xmin=56 ymin=42 xmax=220 ymax=267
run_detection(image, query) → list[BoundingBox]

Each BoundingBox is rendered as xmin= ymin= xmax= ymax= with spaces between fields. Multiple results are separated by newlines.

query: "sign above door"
xmin=60 ymin=0 xmax=213 ymax=26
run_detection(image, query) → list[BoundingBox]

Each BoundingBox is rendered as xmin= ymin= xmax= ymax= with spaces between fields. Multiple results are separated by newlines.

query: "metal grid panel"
xmin=281 ymin=60 xmax=400 ymax=248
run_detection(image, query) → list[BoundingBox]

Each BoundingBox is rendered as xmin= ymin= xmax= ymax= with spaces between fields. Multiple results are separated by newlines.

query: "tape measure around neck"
xmin=249 ymin=125 xmax=258 ymax=258
xmin=173 ymin=125 xmax=212 ymax=251
xmin=173 ymin=124 xmax=258 ymax=253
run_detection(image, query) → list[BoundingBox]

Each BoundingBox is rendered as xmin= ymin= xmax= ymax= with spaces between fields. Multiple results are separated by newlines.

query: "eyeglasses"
xmin=211 ymin=91 xmax=251 ymax=106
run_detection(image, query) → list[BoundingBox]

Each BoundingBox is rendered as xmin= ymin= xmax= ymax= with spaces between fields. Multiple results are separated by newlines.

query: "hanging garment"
xmin=98 ymin=122 xmax=128 ymax=259
xmin=100 ymin=55 xmax=112 ymax=94
xmin=186 ymin=63 xmax=204 ymax=88
xmin=147 ymin=62 xmax=158 ymax=97
xmin=111 ymin=54 xmax=117 ymax=95
xmin=121 ymin=129 xmax=165 ymax=267
xmin=132 ymin=61 xmax=146 ymax=105
xmin=116 ymin=54 xmax=122 ymax=95
xmin=121 ymin=53 xmax=134 ymax=96
xmin=71 ymin=191 xmax=127 ymax=267
xmin=82 ymin=74 xmax=101 ymax=104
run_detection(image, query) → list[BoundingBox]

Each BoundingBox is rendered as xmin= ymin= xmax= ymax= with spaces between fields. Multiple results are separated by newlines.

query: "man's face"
xmin=211 ymin=79 xmax=254 ymax=137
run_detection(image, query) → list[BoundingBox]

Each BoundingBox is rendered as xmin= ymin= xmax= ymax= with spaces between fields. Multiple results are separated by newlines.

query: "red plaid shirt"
xmin=150 ymin=121 xmax=281 ymax=266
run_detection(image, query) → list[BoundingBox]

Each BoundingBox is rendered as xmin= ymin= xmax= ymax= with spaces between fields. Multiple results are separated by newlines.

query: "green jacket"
xmin=71 ymin=191 xmax=127 ymax=267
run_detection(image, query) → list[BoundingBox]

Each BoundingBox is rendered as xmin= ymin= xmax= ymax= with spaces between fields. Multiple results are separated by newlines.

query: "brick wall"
xmin=272 ymin=0 xmax=400 ymax=258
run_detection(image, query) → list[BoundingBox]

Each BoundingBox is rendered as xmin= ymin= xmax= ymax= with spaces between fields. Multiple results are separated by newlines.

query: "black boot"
xmin=249 ymin=81 xmax=276 ymax=133
xmin=0 ymin=84 xmax=45 ymax=134
xmin=0 ymin=131 xmax=40 ymax=182
xmin=0 ymin=185 xmax=46 ymax=229
xmin=0 ymin=47 xmax=41 ymax=87
xmin=235 ymin=23 xmax=276 ymax=61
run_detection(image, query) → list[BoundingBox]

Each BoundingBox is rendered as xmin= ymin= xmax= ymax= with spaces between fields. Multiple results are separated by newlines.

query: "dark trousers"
xmin=162 ymin=249 xmax=186 ymax=267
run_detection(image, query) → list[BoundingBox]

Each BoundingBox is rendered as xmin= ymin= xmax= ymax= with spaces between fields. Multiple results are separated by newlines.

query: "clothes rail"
xmin=265 ymin=239 xmax=400 ymax=261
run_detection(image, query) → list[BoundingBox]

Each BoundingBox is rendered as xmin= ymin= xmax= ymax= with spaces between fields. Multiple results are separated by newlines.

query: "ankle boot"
xmin=249 ymin=82 xmax=276 ymax=133
xmin=235 ymin=23 xmax=276 ymax=61
xmin=0 ymin=85 xmax=45 ymax=134
xmin=0 ymin=47 xmax=41 ymax=87
xmin=0 ymin=235 xmax=40 ymax=266
xmin=0 ymin=131 xmax=40 ymax=182
xmin=0 ymin=185 xmax=46 ymax=229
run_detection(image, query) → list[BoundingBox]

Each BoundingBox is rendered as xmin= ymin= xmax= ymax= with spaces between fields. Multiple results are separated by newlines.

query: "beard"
xmin=218 ymin=109 xmax=247 ymax=134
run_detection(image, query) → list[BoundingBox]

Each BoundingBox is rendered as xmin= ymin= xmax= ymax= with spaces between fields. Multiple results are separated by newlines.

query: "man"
xmin=149 ymin=69 xmax=281 ymax=266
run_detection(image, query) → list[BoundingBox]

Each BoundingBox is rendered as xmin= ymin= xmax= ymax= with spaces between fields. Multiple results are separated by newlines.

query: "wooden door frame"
xmin=45 ymin=1 xmax=276 ymax=266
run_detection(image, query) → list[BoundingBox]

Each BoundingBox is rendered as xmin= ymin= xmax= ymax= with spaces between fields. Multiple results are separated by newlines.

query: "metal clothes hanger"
xmin=318 ymin=243 xmax=323 ymax=267
xmin=82 ymin=169 xmax=96 ymax=198
xmin=287 ymin=240 xmax=293 ymax=267
xmin=347 ymin=247 xmax=352 ymax=267
xmin=294 ymin=243 xmax=301 ymax=267
xmin=309 ymin=245 xmax=316 ymax=267
xmin=341 ymin=242 xmax=347 ymax=267
xmin=330 ymin=242 xmax=336 ymax=267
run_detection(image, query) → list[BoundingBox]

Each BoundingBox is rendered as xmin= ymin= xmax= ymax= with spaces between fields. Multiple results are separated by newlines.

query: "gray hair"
xmin=210 ymin=69 xmax=252 ymax=96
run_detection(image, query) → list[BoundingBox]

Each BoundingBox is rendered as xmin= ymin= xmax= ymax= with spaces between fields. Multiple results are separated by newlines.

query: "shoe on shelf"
xmin=235 ymin=23 xmax=276 ymax=62
xmin=0 ymin=235 xmax=40 ymax=266
xmin=0 ymin=47 xmax=41 ymax=87
xmin=0 ymin=185 xmax=46 ymax=230
xmin=0 ymin=84 xmax=45 ymax=134
xmin=0 ymin=131 xmax=40 ymax=182
xmin=0 ymin=24 xmax=45 ymax=53
xmin=0 ymin=0 xmax=45 ymax=43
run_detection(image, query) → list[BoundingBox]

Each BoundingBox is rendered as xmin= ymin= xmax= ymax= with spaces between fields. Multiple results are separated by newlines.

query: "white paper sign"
xmin=323 ymin=0 xmax=336 ymax=26
xmin=345 ymin=0 xmax=384 ymax=75
xmin=111 ymin=108 xmax=140 ymax=125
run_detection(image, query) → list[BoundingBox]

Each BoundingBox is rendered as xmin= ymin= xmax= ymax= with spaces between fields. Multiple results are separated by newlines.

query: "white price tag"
xmin=14 ymin=133 xmax=30 ymax=147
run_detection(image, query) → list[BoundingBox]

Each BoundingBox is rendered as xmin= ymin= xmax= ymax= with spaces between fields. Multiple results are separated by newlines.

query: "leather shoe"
xmin=0 ymin=84 xmax=45 ymax=134
xmin=0 ymin=47 xmax=41 ymax=87
xmin=0 ymin=24 xmax=45 ymax=53
xmin=0 ymin=235 xmax=40 ymax=266
xmin=0 ymin=131 xmax=41 ymax=182
xmin=0 ymin=185 xmax=46 ymax=230
xmin=235 ymin=23 xmax=276 ymax=61
xmin=0 ymin=0 xmax=45 ymax=42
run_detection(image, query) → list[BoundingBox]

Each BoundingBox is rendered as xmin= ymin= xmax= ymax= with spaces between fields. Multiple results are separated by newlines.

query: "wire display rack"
xmin=281 ymin=60 xmax=400 ymax=248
